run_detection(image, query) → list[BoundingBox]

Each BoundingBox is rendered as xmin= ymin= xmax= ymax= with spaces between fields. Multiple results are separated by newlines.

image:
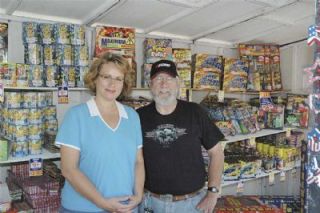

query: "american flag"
xmin=308 ymin=25 xmax=320 ymax=46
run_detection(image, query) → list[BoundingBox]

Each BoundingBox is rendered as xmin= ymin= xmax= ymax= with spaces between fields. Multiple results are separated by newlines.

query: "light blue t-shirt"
xmin=55 ymin=98 xmax=142 ymax=212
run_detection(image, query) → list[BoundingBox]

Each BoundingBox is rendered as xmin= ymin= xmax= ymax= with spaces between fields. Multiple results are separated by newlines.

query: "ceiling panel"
xmin=249 ymin=15 xmax=314 ymax=45
xmin=96 ymin=0 xmax=187 ymax=30
xmin=204 ymin=17 xmax=282 ymax=43
xmin=156 ymin=1 xmax=265 ymax=37
xmin=0 ymin=0 xmax=12 ymax=14
xmin=263 ymin=1 xmax=314 ymax=23
xmin=12 ymin=0 xmax=107 ymax=21
xmin=0 ymin=0 xmax=11 ymax=9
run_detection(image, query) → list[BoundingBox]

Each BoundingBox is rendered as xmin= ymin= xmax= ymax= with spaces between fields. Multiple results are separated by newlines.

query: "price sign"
xmin=269 ymin=172 xmax=275 ymax=185
xmin=237 ymin=182 xmax=244 ymax=193
xmin=58 ymin=86 xmax=69 ymax=104
xmin=280 ymin=171 xmax=286 ymax=182
xmin=286 ymin=128 xmax=292 ymax=138
xmin=249 ymin=137 xmax=256 ymax=147
xmin=218 ymin=90 xmax=225 ymax=103
xmin=259 ymin=91 xmax=271 ymax=99
xmin=0 ymin=82 xmax=3 ymax=103
xmin=291 ymin=168 xmax=297 ymax=178
xmin=29 ymin=158 xmax=43 ymax=176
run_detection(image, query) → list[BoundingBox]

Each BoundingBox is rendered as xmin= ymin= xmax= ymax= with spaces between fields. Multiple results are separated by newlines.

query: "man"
xmin=137 ymin=59 xmax=224 ymax=213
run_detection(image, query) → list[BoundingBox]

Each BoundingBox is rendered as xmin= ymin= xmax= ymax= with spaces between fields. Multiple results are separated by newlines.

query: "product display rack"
xmin=222 ymin=160 xmax=301 ymax=188
xmin=3 ymin=86 xmax=89 ymax=91
xmin=0 ymin=148 xmax=60 ymax=164
xmin=223 ymin=128 xmax=293 ymax=145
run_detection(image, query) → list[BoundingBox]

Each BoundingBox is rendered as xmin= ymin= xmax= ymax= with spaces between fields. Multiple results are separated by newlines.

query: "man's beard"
xmin=151 ymin=88 xmax=179 ymax=106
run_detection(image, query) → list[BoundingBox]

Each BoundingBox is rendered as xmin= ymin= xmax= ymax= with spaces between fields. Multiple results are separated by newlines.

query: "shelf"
xmin=191 ymin=89 xmax=289 ymax=95
xmin=3 ymin=86 xmax=89 ymax=91
xmin=222 ymin=129 xmax=291 ymax=144
xmin=222 ymin=161 xmax=301 ymax=188
xmin=0 ymin=149 xmax=60 ymax=164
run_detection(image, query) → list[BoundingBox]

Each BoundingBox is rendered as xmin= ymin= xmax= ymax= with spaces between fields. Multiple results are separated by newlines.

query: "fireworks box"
xmin=215 ymin=196 xmax=283 ymax=213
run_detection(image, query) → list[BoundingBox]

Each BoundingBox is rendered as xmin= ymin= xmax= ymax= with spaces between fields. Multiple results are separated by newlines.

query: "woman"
xmin=55 ymin=52 xmax=145 ymax=213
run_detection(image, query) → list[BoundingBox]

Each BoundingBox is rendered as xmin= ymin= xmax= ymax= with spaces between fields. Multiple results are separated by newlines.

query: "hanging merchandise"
xmin=28 ymin=65 xmax=44 ymax=87
xmin=76 ymin=66 xmax=89 ymax=88
xmin=54 ymin=23 xmax=70 ymax=44
xmin=39 ymin=23 xmax=54 ymax=45
xmin=307 ymin=25 xmax=320 ymax=46
xmin=302 ymin=2 xmax=320 ymax=212
xmin=22 ymin=22 xmax=38 ymax=44
xmin=70 ymin=25 xmax=85 ymax=46
xmin=24 ymin=43 xmax=42 ymax=65
xmin=16 ymin=64 xmax=29 ymax=87
xmin=73 ymin=45 xmax=89 ymax=66
xmin=55 ymin=44 xmax=72 ymax=66
xmin=0 ymin=22 xmax=8 ymax=63
xmin=0 ymin=63 xmax=16 ymax=87
xmin=44 ymin=65 xmax=59 ymax=87
xmin=60 ymin=66 xmax=76 ymax=88
xmin=43 ymin=45 xmax=55 ymax=66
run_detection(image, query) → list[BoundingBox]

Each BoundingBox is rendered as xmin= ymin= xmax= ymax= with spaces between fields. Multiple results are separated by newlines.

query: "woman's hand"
xmin=99 ymin=196 xmax=133 ymax=213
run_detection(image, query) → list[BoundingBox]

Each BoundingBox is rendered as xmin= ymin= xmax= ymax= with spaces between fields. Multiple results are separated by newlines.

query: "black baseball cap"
xmin=150 ymin=60 xmax=178 ymax=79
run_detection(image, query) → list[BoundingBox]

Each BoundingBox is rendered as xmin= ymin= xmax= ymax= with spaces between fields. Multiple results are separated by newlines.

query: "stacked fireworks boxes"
xmin=215 ymin=196 xmax=283 ymax=213
xmin=142 ymin=38 xmax=173 ymax=88
xmin=95 ymin=26 xmax=136 ymax=87
xmin=223 ymin=140 xmax=259 ymax=181
xmin=239 ymin=44 xmax=282 ymax=91
xmin=142 ymin=38 xmax=191 ymax=100
xmin=192 ymin=54 xmax=223 ymax=91
xmin=7 ymin=163 xmax=63 ymax=212
xmin=173 ymin=48 xmax=192 ymax=100
xmin=223 ymin=58 xmax=249 ymax=92
xmin=0 ymin=91 xmax=58 ymax=158
xmin=21 ymin=22 xmax=89 ymax=88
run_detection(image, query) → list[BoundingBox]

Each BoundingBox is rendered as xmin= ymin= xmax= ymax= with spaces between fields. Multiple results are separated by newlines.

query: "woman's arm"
xmin=134 ymin=148 xmax=145 ymax=201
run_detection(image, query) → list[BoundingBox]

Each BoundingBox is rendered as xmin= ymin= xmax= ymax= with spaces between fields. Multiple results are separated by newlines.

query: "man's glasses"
xmin=99 ymin=74 xmax=124 ymax=84
xmin=153 ymin=76 xmax=176 ymax=83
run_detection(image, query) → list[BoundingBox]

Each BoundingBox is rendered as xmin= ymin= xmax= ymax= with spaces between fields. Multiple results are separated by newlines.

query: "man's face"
xmin=150 ymin=72 xmax=179 ymax=106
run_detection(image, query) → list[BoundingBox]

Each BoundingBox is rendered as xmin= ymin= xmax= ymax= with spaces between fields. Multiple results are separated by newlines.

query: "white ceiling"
xmin=0 ymin=0 xmax=316 ymax=46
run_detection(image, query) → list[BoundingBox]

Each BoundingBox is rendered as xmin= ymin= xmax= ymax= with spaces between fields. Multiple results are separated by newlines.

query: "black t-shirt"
xmin=137 ymin=100 xmax=224 ymax=195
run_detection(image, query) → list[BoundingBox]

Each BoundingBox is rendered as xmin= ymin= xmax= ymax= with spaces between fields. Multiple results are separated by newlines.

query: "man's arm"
xmin=197 ymin=142 xmax=224 ymax=213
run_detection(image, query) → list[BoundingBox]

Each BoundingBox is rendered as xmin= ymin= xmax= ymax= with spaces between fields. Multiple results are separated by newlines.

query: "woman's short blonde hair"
xmin=84 ymin=52 xmax=132 ymax=98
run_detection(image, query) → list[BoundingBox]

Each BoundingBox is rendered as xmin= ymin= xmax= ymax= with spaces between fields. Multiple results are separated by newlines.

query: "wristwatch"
xmin=207 ymin=186 xmax=219 ymax=193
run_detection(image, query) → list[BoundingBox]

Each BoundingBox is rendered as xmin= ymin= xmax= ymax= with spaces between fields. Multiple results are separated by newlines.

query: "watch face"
xmin=208 ymin=187 xmax=219 ymax=193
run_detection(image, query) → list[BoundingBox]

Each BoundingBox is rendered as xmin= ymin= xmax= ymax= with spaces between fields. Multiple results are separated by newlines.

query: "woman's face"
xmin=95 ymin=63 xmax=124 ymax=102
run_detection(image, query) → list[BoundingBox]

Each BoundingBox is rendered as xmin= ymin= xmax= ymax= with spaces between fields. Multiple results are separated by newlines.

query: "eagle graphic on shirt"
xmin=145 ymin=124 xmax=187 ymax=148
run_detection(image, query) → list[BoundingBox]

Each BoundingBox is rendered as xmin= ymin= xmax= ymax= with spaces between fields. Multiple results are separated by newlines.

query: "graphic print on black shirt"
xmin=137 ymin=100 xmax=224 ymax=194
xmin=145 ymin=124 xmax=186 ymax=148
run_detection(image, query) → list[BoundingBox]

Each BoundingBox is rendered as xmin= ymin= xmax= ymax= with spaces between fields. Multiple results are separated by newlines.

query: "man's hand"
xmin=196 ymin=192 xmax=219 ymax=213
